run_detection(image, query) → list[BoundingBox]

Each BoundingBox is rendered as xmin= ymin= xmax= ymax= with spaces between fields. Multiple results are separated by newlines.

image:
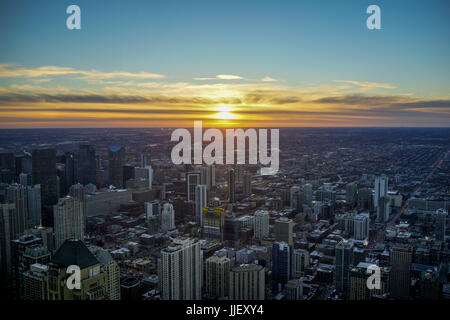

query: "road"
xmin=387 ymin=149 xmax=449 ymax=226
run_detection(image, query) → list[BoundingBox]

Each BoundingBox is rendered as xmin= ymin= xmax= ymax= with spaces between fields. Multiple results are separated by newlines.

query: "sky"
xmin=0 ymin=0 xmax=449 ymax=128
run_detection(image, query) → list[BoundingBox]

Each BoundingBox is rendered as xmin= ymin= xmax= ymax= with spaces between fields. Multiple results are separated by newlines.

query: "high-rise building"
xmin=285 ymin=279 xmax=303 ymax=300
xmin=290 ymin=186 xmax=302 ymax=210
xmin=145 ymin=201 xmax=160 ymax=220
xmin=202 ymin=207 xmax=225 ymax=241
xmin=229 ymin=264 xmax=265 ymax=300
xmin=243 ymin=172 xmax=252 ymax=197
xmin=358 ymin=187 xmax=373 ymax=210
xmin=374 ymin=174 xmax=388 ymax=210
xmin=353 ymin=213 xmax=370 ymax=241
xmin=0 ymin=203 xmax=15 ymax=276
xmin=23 ymin=263 xmax=48 ymax=300
xmin=11 ymin=236 xmax=49 ymax=298
xmin=275 ymin=217 xmax=293 ymax=246
xmin=77 ymin=145 xmax=96 ymax=185
xmin=32 ymin=148 xmax=57 ymax=226
xmin=228 ymin=169 xmax=236 ymax=203
xmin=254 ymin=210 xmax=269 ymax=240
xmin=107 ymin=146 xmax=125 ymax=188
xmin=146 ymin=165 xmax=153 ymax=190
xmin=208 ymin=164 xmax=216 ymax=188
xmin=205 ymin=255 xmax=230 ymax=299
xmin=272 ymin=242 xmax=293 ymax=292
xmin=377 ymin=196 xmax=390 ymax=222
xmin=390 ymin=245 xmax=413 ymax=300
xmin=302 ymin=183 xmax=313 ymax=206
xmin=186 ymin=171 xmax=201 ymax=202
xmin=26 ymin=184 xmax=41 ymax=228
xmin=45 ymin=239 xmax=107 ymax=300
xmin=195 ymin=184 xmax=208 ymax=226
xmin=160 ymin=202 xmax=175 ymax=233
xmin=435 ymin=208 xmax=447 ymax=242
xmin=5 ymin=184 xmax=28 ymax=236
xmin=349 ymin=262 xmax=390 ymax=300
xmin=293 ymin=249 xmax=310 ymax=278
xmin=346 ymin=182 xmax=358 ymax=206
xmin=89 ymin=246 xmax=121 ymax=300
xmin=53 ymin=196 xmax=84 ymax=250
xmin=159 ymin=238 xmax=202 ymax=300
xmin=69 ymin=183 xmax=87 ymax=225
xmin=335 ymin=239 xmax=354 ymax=298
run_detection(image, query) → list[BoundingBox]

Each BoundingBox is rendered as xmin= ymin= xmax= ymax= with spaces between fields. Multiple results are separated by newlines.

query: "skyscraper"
xmin=5 ymin=184 xmax=28 ymax=236
xmin=46 ymin=239 xmax=107 ymax=300
xmin=228 ymin=169 xmax=235 ymax=203
xmin=32 ymin=148 xmax=57 ymax=226
xmin=374 ymin=174 xmax=388 ymax=210
xmin=77 ymin=144 xmax=96 ymax=185
xmin=275 ymin=217 xmax=293 ymax=246
xmin=229 ymin=264 xmax=265 ymax=300
xmin=107 ymin=146 xmax=125 ymax=188
xmin=89 ymin=246 xmax=121 ymax=300
xmin=53 ymin=196 xmax=84 ymax=250
xmin=302 ymin=183 xmax=313 ymax=206
xmin=377 ymin=196 xmax=390 ymax=222
xmin=205 ymin=255 xmax=230 ymax=299
xmin=254 ymin=210 xmax=269 ymax=240
xmin=272 ymin=241 xmax=293 ymax=292
xmin=0 ymin=203 xmax=15 ymax=276
xmin=186 ymin=171 xmax=201 ymax=202
xmin=243 ymin=172 xmax=252 ymax=197
xmin=195 ymin=184 xmax=208 ymax=226
xmin=293 ymin=249 xmax=310 ymax=278
xmin=335 ymin=239 xmax=354 ymax=298
xmin=349 ymin=262 xmax=390 ymax=300
xmin=435 ymin=208 xmax=447 ymax=242
xmin=26 ymin=184 xmax=41 ymax=228
xmin=159 ymin=238 xmax=202 ymax=300
xmin=390 ymin=245 xmax=413 ymax=300
xmin=160 ymin=202 xmax=175 ymax=233
xmin=346 ymin=182 xmax=358 ymax=206
xmin=353 ymin=213 xmax=370 ymax=241
xmin=202 ymin=206 xmax=225 ymax=241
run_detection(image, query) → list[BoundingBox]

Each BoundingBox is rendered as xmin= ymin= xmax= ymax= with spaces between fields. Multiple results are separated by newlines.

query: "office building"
xmin=272 ymin=241 xmax=293 ymax=292
xmin=159 ymin=238 xmax=202 ymax=300
xmin=228 ymin=169 xmax=235 ymax=203
xmin=229 ymin=264 xmax=265 ymax=300
xmin=254 ymin=210 xmax=269 ymax=240
xmin=205 ymin=255 xmax=230 ymax=299
xmin=293 ymin=249 xmax=310 ymax=278
xmin=77 ymin=144 xmax=96 ymax=185
xmin=195 ymin=184 xmax=208 ymax=226
xmin=335 ymin=239 xmax=354 ymax=298
xmin=186 ymin=172 xmax=201 ymax=202
xmin=390 ymin=245 xmax=413 ymax=300
xmin=53 ymin=196 xmax=84 ymax=250
xmin=107 ymin=146 xmax=125 ymax=188
xmin=275 ymin=217 xmax=293 ymax=246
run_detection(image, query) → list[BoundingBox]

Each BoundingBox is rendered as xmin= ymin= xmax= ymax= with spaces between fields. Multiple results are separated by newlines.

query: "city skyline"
xmin=0 ymin=0 xmax=449 ymax=128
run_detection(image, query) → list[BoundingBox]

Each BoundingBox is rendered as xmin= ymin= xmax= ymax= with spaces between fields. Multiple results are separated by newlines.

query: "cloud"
xmin=333 ymin=80 xmax=396 ymax=89
xmin=194 ymin=74 xmax=244 ymax=80
xmin=0 ymin=64 xmax=165 ymax=80
xmin=261 ymin=76 xmax=278 ymax=82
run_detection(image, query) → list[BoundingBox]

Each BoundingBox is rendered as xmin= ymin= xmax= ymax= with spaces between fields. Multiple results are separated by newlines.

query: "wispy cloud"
xmin=333 ymin=80 xmax=396 ymax=89
xmin=261 ymin=76 xmax=278 ymax=82
xmin=194 ymin=74 xmax=244 ymax=81
xmin=0 ymin=64 xmax=165 ymax=80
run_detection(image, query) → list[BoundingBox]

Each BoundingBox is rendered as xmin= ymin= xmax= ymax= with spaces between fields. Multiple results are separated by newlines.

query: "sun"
xmin=214 ymin=105 xmax=237 ymax=120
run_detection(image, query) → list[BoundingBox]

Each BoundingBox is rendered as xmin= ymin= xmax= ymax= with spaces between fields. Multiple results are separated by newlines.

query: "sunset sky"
xmin=0 ymin=0 xmax=449 ymax=128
